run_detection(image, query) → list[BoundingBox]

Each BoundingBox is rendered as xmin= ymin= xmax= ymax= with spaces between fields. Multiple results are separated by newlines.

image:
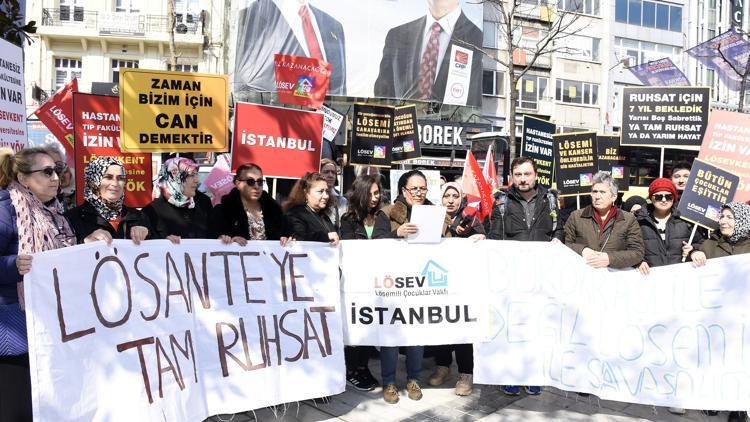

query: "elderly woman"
xmin=283 ymin=172 xmax=339 ymax=245
xmin=564 ymin=171 xmax=644 ymax=269
xmin=374 ymin=170 xmax=452 ymax=404
xmin=65 ymin=157 xmax=150 ymax=244
xmin=692 ymin=202 xmax=750 ymax=264
xmin=1 ymin=147 xmax=76 ymax=422
xmin=211 ymin=163 xmax=287 ymax=243
xmin=142 ymin=157 xmax=213 ymax=242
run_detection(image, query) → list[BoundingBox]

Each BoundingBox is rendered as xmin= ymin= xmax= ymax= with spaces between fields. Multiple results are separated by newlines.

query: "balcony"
xmin=41 ymin=8 xmax=204 ymax=38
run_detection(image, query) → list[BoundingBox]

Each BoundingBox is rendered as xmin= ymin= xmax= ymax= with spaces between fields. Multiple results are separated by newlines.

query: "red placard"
xmin=232 ymin=102 xmax=323 ymax=179
xmin=73 ymin=93 xmax=153 ymax=208
xmin=274 ymin=54 xmax=331 ymax=109
xmin=33 ymin=78 xmax=77 ymax=167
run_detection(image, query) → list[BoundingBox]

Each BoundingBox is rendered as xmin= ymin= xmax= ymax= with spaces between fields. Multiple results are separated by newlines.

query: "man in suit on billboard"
xmin=233 ymin=0 xmax=347 ymax=96
xmin=374 ymin=0 xmax=483 ymax=107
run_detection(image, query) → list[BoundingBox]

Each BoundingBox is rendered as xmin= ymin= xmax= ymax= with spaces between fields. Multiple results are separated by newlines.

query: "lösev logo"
xmin=373 ymin=260 xmax=449 ymax=297
xmin=294 ymin=76 xmax=315 ymax=98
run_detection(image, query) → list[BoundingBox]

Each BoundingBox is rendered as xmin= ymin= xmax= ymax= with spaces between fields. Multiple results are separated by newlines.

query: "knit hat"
xmin=723 ymin=202 xmax=750 ymax=243
xmin=441 ymin=181 xmax=463 ymax=199
xmin=648 ymin=178 xmax=678 ymax=199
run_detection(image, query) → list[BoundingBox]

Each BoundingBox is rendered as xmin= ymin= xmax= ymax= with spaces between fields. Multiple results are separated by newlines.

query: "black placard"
xmin=553 ymin=131 xmax=598 ymax=197
xmin=621 ymin=87 xmax=710 ymax=148
xmin=391 ymin=105 xmax=421 ymax=162
xmin=521 ymin=115 xmax=556 ymax=189
xmin=350 ymin=103 xmax=394 ymax=167
xmin=676 ymin=159 xmax=740 ymax=230
xmin=597 ymin=135 xmax=630 ymax=192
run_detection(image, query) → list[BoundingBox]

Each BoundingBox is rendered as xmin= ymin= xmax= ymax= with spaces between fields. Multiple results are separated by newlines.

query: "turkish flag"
xmin=461 ymin=151 xmax=494 ymax=221
xmin=274 ymin=54 xmax=331 ymax=109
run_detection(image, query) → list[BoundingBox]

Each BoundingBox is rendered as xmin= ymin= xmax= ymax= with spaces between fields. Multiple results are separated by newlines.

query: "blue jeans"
xmin=380 ymin=346 xmax=424 ymax=385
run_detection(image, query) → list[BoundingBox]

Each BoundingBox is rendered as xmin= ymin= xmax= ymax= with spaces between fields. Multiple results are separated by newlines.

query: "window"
xmin=115 ymin=0 xmax=141 ymax=13
xmin=483 ymin=21 xmax=500 ymax=48
xmin=614 ymin=37 xmax=682 ymax=67
xmin=112 ymin=59 xmax=138 ymax=83
xmin=483 ymin=70 xmax=505 ymax=96
xmin=59 ymin=0 xmax=83 ymax=22
xmin=54 ymin=58 xmax=81 ymax=90
xmin=516 ymin=75 xmax=548 ymax=109
xmin=175 ymin=0 xmax=200 ymax=24
xmin=555 ymin=79 xmax=599 ymax=105
xmin=168 ymin=64 xmax=199 ymax=72
xmin=614 ymin=0 xmax=682 ymax=32
xmin=556 ymin=34 xmax=601 ymax=62
xmin=558 ymin=0 xmax=600 ymax=15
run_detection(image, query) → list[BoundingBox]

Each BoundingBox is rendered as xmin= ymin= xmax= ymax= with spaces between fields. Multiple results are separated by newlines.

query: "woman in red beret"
xmin=634 ymin=178 xmax=704 ymax=278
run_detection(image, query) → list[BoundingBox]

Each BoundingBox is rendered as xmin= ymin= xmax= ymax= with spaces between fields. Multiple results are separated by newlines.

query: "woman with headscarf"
xmin=1 ymin=147 xmax=76 ymax=422
xmin=427 ymin=181 xmax=484 ymax=396
xmin=142 ymin=157 xmax=213 ymax=243
xmin=692 ymin=202 xmax=750 ymax=264
xmin=65 ymin=157 xmax=150 ymax=244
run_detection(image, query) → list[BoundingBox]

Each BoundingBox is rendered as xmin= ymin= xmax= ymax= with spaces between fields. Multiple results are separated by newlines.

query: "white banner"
xmin=442 ymin=45 xmax=473 ymax=106
xmin=0 ymin=37 xmax=26 ymax=152
xmin=340 ymin=239 xmax=490 ymax=346
xmin=25 ymin=240 xmax=345 ymax=422
xmin=474 ymin=240 xmax=750 ymax=411
xmin=321 ymin=105 xmax=344 ymax=142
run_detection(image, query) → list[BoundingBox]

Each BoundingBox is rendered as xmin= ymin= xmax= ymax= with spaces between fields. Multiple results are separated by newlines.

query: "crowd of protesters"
xmin=1 ymin=147 xmax=749 ymax=421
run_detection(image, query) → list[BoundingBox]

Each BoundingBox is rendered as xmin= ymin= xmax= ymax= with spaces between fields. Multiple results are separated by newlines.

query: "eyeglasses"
xmin=405 ymin=186 xmax=428 ymax=195
xmin=652 ymin=194 xmax=674 ymax=202
xmin=26 ymin=166 xmax=61 ymax=178
xmin=238 ymin=177 xmax=265 ymax=187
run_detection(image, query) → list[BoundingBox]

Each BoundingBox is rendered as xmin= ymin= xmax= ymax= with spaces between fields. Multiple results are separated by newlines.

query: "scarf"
xmin=592 ymin=206 xmax=618 ymax=234
xmin=9 ymin=180 xmax=77 ymax=309
xmin=157 ymin=157 xmax=198 ymax=209
xmin=84 ymin=157 xmax=125 ymax=221
xmin=724 ymin=202 xmax=750 ymax=244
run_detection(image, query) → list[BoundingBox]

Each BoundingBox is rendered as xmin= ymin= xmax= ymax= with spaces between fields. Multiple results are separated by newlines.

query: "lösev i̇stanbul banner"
xmin=231 ymin=0 xmax=483 ymax=106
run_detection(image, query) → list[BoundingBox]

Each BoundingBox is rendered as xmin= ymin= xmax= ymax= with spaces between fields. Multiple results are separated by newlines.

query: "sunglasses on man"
xmin=238 ymin=177 xmax=265 ymax=187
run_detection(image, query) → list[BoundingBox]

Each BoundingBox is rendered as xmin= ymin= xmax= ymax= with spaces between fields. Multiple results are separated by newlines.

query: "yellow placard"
xmin=568 ymin=85 xmax=577 ymax=98
xmin=119 ymin=68 xmax=229 ymax=152
xmin=525 ymin=79 xmax=535 ymax=93
xmin=540 ymin=6 xmax=554 ymax=22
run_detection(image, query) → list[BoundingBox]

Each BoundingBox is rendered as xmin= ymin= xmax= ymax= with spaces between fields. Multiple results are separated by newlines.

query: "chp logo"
xmin=294 ymin=76 xmax=315 ymax=98
xmin=453 ymin=50 xmax=469 ymax=69
xmin=374 ymin=260 xmax=449 ymax=290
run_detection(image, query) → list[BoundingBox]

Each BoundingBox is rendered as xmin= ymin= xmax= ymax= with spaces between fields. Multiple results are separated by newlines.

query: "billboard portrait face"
xmin=230 ymin=0 xmax=483 ymax=106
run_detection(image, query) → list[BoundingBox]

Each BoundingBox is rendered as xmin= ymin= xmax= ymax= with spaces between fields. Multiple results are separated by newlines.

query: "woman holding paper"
xmin=65 ymin=157 xmax=151 ymax=245
xmin=339 ymin=174 xmax=389 ymax=392
xmin=283 ymin=172 xmax=339 ymax=245
xmin=428 ymin=182 xmax=485 ymax=396
xmin=142 ymin=157 xmax=214 ymax=242
xmin=0 ymin=147 xmax=76 ymax=422
xmin=374 ymin=170 xmax=451 ymax=404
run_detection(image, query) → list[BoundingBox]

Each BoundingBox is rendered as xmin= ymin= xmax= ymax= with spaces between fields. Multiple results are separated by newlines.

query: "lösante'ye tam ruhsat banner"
xmin=25 ymin=240 xmax=344 ymax=422
xmin=73 ymin=93 xmax=153 ymax=208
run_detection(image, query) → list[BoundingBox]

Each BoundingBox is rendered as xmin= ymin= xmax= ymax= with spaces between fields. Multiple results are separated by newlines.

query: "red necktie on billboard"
xmin=418 ymin=22 xmax=442 ymax=100
xmin=299 ymin=6 xmax=324 ymax=60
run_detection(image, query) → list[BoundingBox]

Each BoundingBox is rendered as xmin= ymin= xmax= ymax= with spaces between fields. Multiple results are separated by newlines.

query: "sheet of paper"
xmin=407 ymin=204 xmax=447 ymax=244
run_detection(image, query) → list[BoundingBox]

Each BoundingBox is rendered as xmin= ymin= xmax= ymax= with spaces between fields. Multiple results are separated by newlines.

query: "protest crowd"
xmin=1 ymin=143 xmax=749 ymax=421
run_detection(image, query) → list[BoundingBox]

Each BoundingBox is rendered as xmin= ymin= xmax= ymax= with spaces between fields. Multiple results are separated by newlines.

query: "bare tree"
xmin=167 ymin=0 xmax=177 ymax=69
xmin=482 ymin=0 xmax=589 ymax=159
xmin=0 ymin=0 xmax=36 ymax=46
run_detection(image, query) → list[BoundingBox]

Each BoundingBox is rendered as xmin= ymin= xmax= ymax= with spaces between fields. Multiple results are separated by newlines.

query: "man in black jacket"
xmin=487 ymin=157 xmax=563 ymax=243
xmin=487 ymin=156 xmax=562 ymax=397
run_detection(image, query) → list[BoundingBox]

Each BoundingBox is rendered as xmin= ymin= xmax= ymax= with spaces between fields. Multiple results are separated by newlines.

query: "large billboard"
xmin=231 ymin=0 xmax=483 ymax=106
xmin=686 ymin=28 xmax=750 ymax=91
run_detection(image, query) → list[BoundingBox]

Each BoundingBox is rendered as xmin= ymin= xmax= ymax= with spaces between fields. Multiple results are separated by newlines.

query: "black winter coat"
xmin=65 ymin=201 xmax=152 ymax=244
xmin=635 ymin=206 xmax=704 ymax=266
xmin=339 ymin=210 xmax=391 ymax=240
xmin=487 ymin=185 xmax=563 ymax=242
xmin=286 ymin=205 xmax=336 ymax=242
xmin=210 ymin=188 xmax=287 ymax=240
xmin=142 ymin=192 xmax=213 ymax=239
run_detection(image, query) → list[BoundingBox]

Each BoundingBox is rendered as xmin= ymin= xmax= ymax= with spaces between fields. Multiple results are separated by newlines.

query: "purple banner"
xmin=686 ymin=28 xmax=750 ymax=91
xmin=628 ymin=58 xmax=690 ymax=87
